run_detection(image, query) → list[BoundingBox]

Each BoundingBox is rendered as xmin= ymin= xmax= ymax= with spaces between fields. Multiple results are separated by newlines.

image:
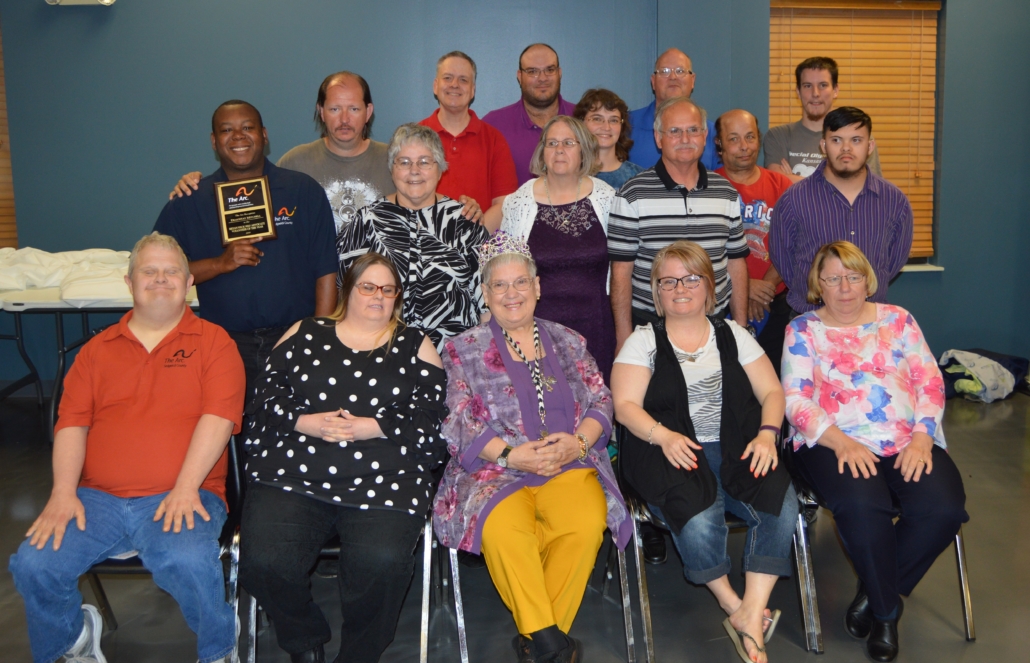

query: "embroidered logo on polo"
xmin=274 ymin=206 xmax=297 ymax=227
xmin=164 ymin=348 xmax=196 ymax=368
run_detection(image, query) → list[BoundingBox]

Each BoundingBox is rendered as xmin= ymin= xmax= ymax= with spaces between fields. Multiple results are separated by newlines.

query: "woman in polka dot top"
xmin=238 ymin=252 xmax=447 ymax=663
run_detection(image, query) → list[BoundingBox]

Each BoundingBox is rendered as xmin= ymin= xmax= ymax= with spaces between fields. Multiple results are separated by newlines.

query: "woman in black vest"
xmin=611 ymin=240 xmax=797 ymax=663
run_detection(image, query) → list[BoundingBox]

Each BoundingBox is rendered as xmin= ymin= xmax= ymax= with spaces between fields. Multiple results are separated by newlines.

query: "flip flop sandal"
xmin=764 ymin=609 xmax=782 ymax=641
xmin=723 ymin=617 xmax=766 ymax=663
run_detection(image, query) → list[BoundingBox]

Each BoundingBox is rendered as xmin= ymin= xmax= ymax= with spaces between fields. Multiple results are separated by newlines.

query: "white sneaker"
xmin=63 ymin=604 xmax=107 ymax=663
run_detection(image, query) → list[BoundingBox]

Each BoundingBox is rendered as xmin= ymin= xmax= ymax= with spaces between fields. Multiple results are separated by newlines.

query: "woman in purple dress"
xmin=501 ymin=116 xmax=617 ymax=383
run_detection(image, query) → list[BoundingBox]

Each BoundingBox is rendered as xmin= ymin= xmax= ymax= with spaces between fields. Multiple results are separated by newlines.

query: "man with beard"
xmin=483 ymin=43 xmax=576 ymax=184
xmin=170 ymin=73 xmax=481 ymax=233
xmin=769 ymin=107 xmax=912 ymax=315
xmin=627 ymin=49 xmax=721 ymax=171
xmin=764 ymin=57 xmax=882 ymax=182
xmin=714 ymin=109 xmax=794 ymax=372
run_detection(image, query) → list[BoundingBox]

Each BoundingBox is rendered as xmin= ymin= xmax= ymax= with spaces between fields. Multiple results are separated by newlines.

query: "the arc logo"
xmin=173 ymin=349 xmax=196 ymax=359
xmin=235 ymin=185 xmax=256 ymax=197
xmin=277 ymin=207 xmax=296 ymax=217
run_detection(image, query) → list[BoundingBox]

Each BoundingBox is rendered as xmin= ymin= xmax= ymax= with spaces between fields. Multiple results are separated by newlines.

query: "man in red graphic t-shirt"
xmin=715 ymin=109 xmax=794 ymax=372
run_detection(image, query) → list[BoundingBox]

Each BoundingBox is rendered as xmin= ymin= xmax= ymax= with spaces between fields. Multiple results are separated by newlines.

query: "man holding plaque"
xmin=155 ymin=100 xmax=339 ymax=396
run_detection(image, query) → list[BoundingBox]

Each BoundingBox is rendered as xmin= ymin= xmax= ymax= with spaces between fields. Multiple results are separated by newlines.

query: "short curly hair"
xmin=573 ymin=88 xmax=634 ymax=163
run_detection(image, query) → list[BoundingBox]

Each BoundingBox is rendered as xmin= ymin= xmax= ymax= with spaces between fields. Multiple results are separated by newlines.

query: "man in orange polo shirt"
xmin=9 ymin=232 xmax=245 ymax=663
xmin=420 ymin=51 xmax=518 ymax=231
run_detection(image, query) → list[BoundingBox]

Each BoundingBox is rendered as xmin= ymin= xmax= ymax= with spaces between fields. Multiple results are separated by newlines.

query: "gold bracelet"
xmin=576 ymin=433 xmax=589 ymax=460
xmin=648 ymin=421 xmax=663 ymax=444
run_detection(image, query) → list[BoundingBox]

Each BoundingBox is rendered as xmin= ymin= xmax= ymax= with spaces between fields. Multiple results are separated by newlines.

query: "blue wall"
xmin=1 ymin=0 xmax=1027 ymax=385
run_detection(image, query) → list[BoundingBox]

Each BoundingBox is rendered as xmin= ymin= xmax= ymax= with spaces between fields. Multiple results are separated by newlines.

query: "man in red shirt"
xmin=714 ymin=109 xmax=794 ymax=371
xmin=9 ymin=233 xmax=245 ymax=663
xmin=420 ymin=51 xmax=518 ymax=231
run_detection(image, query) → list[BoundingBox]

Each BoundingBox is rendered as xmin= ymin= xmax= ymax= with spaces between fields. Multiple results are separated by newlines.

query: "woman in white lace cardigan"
xmin=500 ymin=115 xmax=617 ymax=381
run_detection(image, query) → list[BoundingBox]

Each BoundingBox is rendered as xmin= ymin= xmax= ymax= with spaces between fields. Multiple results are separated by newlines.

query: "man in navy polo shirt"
xmin=155 ymin=100 xmax=339 ymax=396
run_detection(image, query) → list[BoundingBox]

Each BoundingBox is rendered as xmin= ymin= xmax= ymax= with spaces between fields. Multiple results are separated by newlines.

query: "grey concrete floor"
xmin=0 ymin=394 xmax=1027 ymax=662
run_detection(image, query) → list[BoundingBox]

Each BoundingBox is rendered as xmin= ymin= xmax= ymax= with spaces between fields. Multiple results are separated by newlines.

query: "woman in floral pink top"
xmin=782 ymin=242 xmax=967 ymax=663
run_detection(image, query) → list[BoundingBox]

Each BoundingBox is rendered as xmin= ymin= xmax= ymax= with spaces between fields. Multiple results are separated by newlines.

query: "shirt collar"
xmin=425 ymin=108 xmax=482 ymax=138
xmin=107 ymin=306 xmax=203 ymax=344
xmin=212 ymin=158 xmax=272 ymax=184
xmin=517 ymin=96 xmax=570 ymax=130
xmin=655 ymin=158 xmax=709 ymax=191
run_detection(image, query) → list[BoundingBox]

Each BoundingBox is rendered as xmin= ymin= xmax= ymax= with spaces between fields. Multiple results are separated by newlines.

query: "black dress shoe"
xmin=845 ymin=584 xmax=873 ymax=638
xmin=640 ymin=523 xmax=667 ymax=565
xmin=867 ymin=617 xmax=899 ymax=662
xmin=290 ymin=645 xmax=326 ymax=663
xmin=544 ymin=636 xmax=581 ymax=663
xmin=512 ymin=635 xmax=536 ymax=663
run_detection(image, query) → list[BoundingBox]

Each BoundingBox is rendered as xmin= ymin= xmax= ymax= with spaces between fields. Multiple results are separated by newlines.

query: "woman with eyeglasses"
xmin=782 ymin=242 xmax=967 ymax=663
xmin=501 ymin=115 xmax=618 ymax=382
xmin=433 ymin=233 xmax=629 ymax=663
xmin=239 ymin=252 xmax=448 ymax=663
xmin=336 ymin=123 xmax=491 ymax=351
xmin=573 ymin=88 xmax=644 ymax=191
xmin=611 ymin=240 xmax=796 ymax=663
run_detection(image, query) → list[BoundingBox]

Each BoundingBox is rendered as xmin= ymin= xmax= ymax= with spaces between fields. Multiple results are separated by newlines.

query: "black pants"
xmin=757 ymin=291 xmax=792 ymax=377
xmin=239 ymin=482 xmax=425 ymax=662
xmin=227 ymin=326 xmax=290 ymax=402
xmin=793 ymin=444 xmax=968 ymax=618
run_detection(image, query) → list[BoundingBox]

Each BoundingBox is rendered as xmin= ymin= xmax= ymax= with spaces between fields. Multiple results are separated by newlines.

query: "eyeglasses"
xmin=520 ymin=65 xmax=559 ymax=78
xmin=657 ymin=275 xmax=703 ymax=291
xmin=544 ymin=139 xmax=580 ymax=149
xmin=355 ymin=282 xmax=401 ymax=298
xmin=819 ymin=274 xmax=866 ymax=288
xmin=660 ymin=126 xmax=705 ymax=139
xmin=654 ymin=67 xmax=693 ymax=78
xmin=392 ymin=157 xmax=437 ymax=171
xmin=487 ymin=277 xmax=533 ymax=294
xmin=585 ymin=115 xmax=623 ymax=127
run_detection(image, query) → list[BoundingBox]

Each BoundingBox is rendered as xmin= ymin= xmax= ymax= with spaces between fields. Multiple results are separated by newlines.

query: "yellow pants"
xmin=480 ymin=468 xmax=608 ymax=635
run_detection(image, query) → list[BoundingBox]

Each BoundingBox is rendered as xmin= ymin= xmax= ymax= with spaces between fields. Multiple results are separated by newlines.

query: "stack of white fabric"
xmin=0 ymin=247 xmax=131 ymax=303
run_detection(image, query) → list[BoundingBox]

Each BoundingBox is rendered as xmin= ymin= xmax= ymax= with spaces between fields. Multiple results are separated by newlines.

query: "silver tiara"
xmin=476 ymin=231 xmax=533 ymax=265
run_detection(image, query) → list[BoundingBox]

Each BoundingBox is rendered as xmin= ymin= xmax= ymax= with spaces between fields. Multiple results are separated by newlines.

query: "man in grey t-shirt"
xmin=764 ymin=57 xmax=881 ymax=182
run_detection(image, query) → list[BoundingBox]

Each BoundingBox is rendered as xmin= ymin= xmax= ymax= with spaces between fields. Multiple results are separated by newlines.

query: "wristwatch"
xmin=745 ymin=324 xmax=758 ymax=338
xmin=496 ymin=445 xmax=514 ymax=468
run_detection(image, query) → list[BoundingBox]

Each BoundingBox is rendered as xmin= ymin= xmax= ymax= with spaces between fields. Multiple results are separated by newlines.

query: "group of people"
xmin=9 ymin=43 xmax=967 ymax=663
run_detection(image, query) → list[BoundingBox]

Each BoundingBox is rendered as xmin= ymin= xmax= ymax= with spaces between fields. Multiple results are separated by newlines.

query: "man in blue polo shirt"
xmin=627 ymin=49 xmax=721 ymax=172
xmin=155 ymin=100 xmax=339 ymax=395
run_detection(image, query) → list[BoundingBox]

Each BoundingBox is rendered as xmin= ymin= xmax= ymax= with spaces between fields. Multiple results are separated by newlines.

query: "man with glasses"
xmin=420 ymin=52 xmax=518 ymax=231
xmin=155 ymin=100 xmax=339 ymax=396
xmin=627 ymin=49 xmax=721 ymax=171
xmin=483 ymin=43 xmax=576 ymax=184
xmin=769 ymin=106 xmax=912 ymax=316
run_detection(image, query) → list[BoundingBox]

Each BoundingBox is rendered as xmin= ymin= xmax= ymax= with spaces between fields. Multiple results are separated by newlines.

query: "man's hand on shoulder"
xmin=25 ymin=490 xmax=86 ymax=551
xmin=153 ymin=485 xmax=211 ymax=534
xmin=169 ymin=171 xmax=204 ymax=200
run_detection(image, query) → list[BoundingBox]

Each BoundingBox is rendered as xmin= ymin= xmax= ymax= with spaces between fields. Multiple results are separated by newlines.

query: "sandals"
xmin=764 ymin=609 xmax=782 ymax=641
xmin=723 ymin=617 xmax=766 ymax=663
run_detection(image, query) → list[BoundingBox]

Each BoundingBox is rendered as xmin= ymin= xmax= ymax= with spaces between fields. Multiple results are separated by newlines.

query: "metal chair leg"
xmin=617 ymin=546 xmax=637 ymax=663
xmin=227 ymin=529 xmax=241 ymax=662
xmin=629 ymin=502 xmax=656 ymax=663
xmin=600 ymin=537 xmax=618 ymax=598
xmin=449 ymin=548 xmax=470 ymax=663
xmin=955 ymin=527 xmax=975 ymax=641
xmin=792 ymin=510 xmax=823 ymax=653
xmin=420 ymin=519 xmax=433 ymax=663
xmin=247 ymin=595 xmax=258 ymax=663
xmin=85 ymin=573 xmax=117 ymax=631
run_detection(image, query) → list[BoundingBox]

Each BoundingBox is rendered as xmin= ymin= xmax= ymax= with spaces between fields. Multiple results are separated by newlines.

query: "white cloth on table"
xmin=0 ymin=247 xmax=131 ymax=302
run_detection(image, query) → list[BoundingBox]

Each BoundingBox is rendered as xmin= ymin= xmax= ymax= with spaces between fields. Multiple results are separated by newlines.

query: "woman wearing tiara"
xmin=433 ymin=232 xmax=629 ymax=663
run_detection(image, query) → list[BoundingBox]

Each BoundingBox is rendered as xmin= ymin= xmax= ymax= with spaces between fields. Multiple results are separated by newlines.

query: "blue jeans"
xmin=651 ymin=442 xmax=798 ymax=584
xmin=9 ymin=487 xmax=235 ymax=663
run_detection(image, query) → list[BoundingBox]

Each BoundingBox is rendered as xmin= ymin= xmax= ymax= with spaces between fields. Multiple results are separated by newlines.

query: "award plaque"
xmin=214 ymin=176 xmax=278 ymax=245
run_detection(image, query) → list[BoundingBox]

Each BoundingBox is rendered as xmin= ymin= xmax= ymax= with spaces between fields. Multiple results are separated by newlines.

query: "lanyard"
xmin=502 ymin=322 xmax=554 ymax=439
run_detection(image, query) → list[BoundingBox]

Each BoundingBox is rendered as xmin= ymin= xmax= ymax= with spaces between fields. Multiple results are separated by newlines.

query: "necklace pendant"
xmin=542 ymin=375 xmax=556 ymax=392
xmin=539 ymin=427 xmax=549 ymax=440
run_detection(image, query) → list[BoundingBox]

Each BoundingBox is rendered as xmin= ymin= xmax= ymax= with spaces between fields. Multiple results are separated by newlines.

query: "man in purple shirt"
xmin=482 ymin=43 xmax=576 ymax=184
xmin=769 ymin=107 xmax=913 ymax=314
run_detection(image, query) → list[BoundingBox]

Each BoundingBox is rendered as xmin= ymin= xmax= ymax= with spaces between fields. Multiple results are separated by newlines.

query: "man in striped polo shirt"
xmin=609 ymin=97 xmax=750 ymax=353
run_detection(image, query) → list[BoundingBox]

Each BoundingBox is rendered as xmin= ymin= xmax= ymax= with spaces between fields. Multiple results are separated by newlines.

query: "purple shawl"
xmin=432 ymin=317 xmax=631 ymax=553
